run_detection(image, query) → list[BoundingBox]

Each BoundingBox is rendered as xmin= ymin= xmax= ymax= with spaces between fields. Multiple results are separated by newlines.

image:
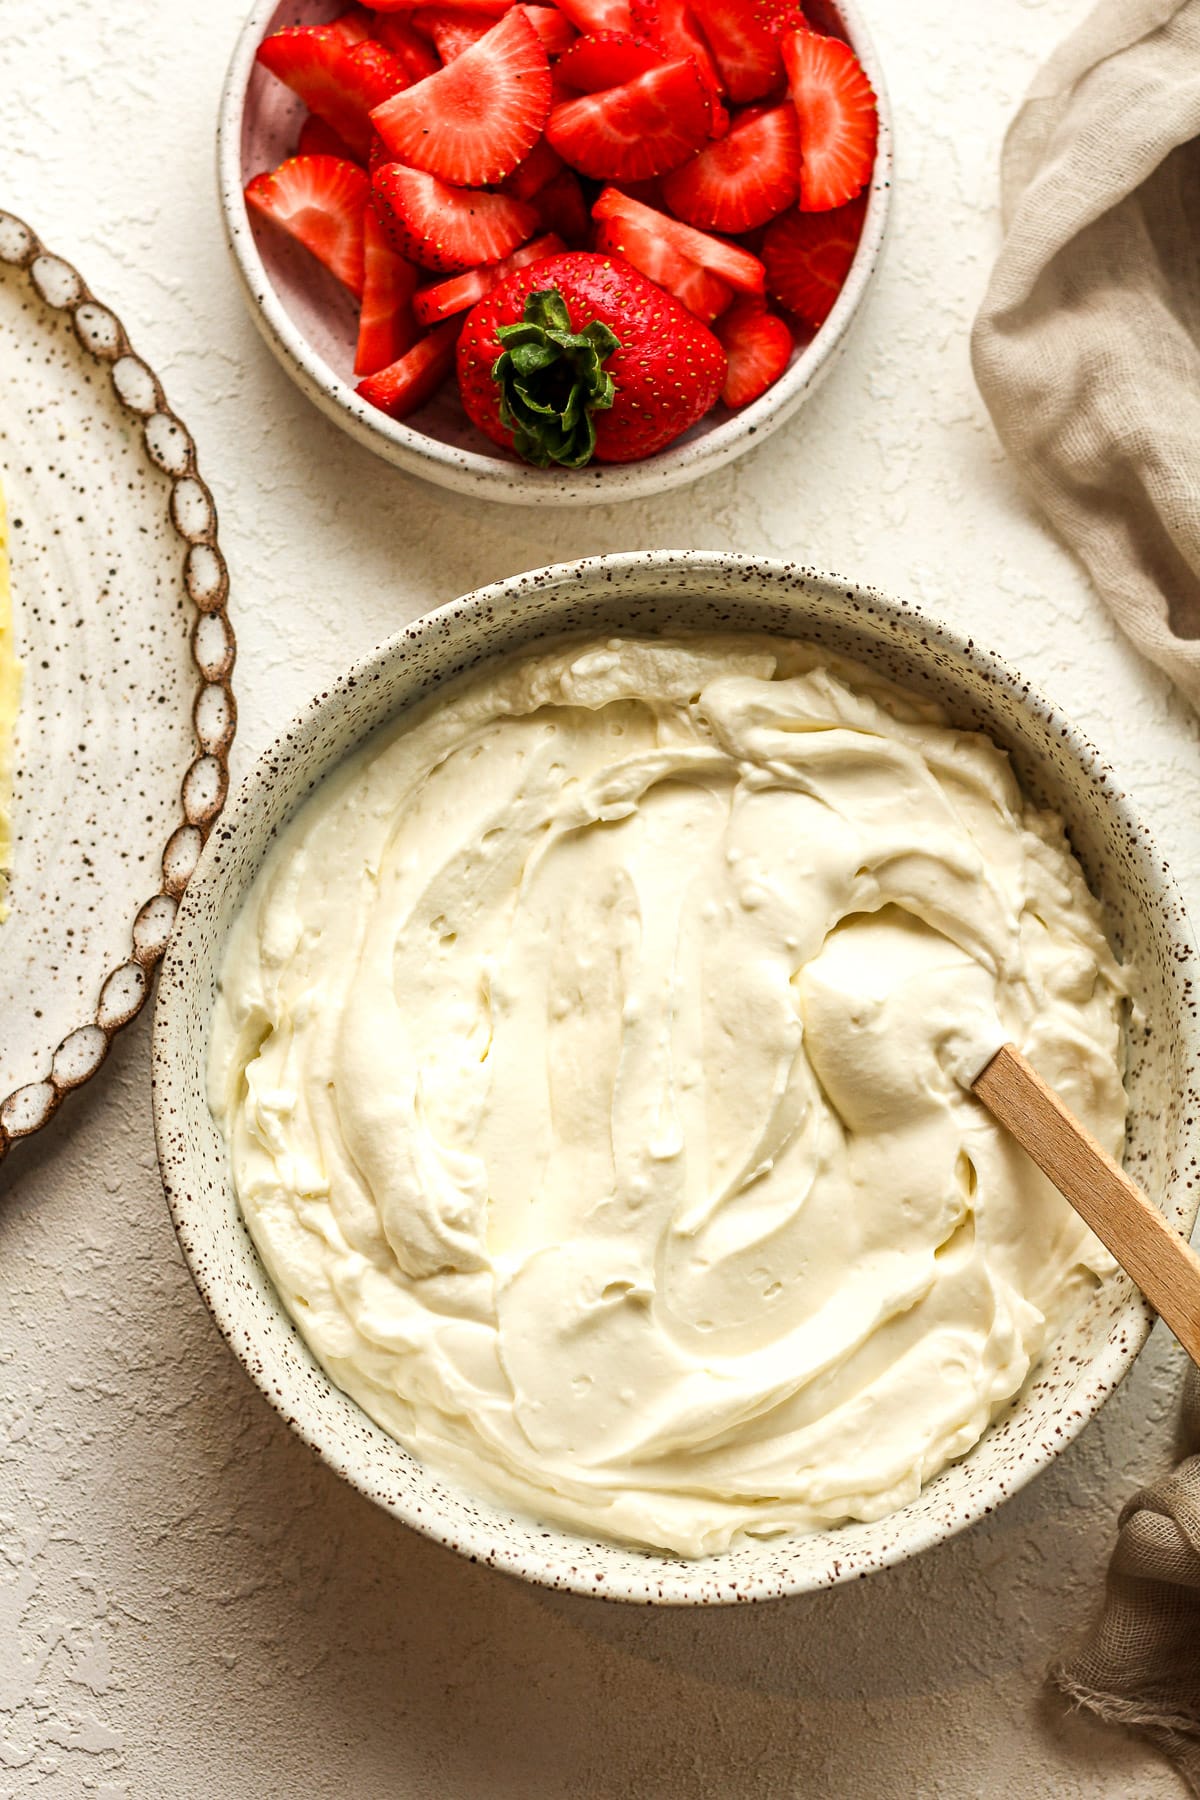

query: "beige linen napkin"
xmin=1051 ymin=1365 xmax=1200 ymax=1788
xmin=973 ymin=1 xmax=1200 ymax=1781
xmin=971 ymin=0 xmax=1200 ymax=707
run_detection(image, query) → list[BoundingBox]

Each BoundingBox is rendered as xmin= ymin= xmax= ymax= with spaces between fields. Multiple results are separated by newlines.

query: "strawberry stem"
xmin=492 ymin=288 xmax=619 ymax=468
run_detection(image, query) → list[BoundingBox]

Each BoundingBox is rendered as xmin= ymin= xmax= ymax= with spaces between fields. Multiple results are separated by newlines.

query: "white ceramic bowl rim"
xmin=154 ymin=551 xmax=1200 ymax=1604
xmin=216 ymin=0 xmax=893 ymax=505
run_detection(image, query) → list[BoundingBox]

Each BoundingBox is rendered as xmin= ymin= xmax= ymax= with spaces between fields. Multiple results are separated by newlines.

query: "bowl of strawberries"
xmin=219 ymin=0 xmax=891 ymax=502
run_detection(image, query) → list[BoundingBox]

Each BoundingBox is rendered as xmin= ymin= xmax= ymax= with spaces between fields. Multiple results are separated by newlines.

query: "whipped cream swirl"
xmin=209 ymin=636 xmax=1126 ymax=1556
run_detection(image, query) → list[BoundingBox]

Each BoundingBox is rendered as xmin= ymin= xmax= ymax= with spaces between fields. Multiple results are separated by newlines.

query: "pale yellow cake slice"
xmin=0 ymin=483 xmax=20 ymax=919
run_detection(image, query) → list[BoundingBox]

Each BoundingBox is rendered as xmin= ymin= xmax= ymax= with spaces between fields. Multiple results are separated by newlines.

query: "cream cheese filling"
xmin=209 ymin=635 xmax=1126 ymax=1557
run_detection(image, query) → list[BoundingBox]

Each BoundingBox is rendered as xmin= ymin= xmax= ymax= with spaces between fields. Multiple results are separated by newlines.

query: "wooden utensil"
xmin=972 ymin=1043 xmax=1200 ymax=1366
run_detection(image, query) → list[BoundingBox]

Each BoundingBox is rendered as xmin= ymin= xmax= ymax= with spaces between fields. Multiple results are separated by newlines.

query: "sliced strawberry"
xmin=612 ymin=173 xmax=666 ymax=208
xmin=421 ymin=9 xmax=492 ymax=56
xmin=327 ymin=7 xmax=374 ymax=44
xmin=593 ymin=185 xmax=765 ymax=291
xmin=413 ymin=231 xmax=565 ymax=323
xmin=245 ymin=154 xmax=370 ymax=294
xmin=554 ymin=0 xmax=633 ymax=32
xmin=782 ymin=28 xmax=876 ymax=210
xmin=689 ymin=0 xmax=784 ymax=101
xmin=522 ymin=5 xmax=578 ymax=50
xmin=662 ymin=102 xmax=798 ymax=231
xmin=371 ymin=11 xmax=443 ymax=76
xmin=712 ymin=295 xmax=791 ymax=405
xmin=349 ymin=40 xmax=414 ymax=99
xmin=297 ymin=113 xmax=361 ymax=163
xmin=373 ymin=162 xmax=538 ymax=269
xmin=752 ymin=0 xmax=809 ymax=32
xmin=545 ymin=57 xmax=711 ymax=180
xmin=355 ymin=207 xmax=420 ymax=374
xmin=532 ymin=167 xmax=591 ymax=243
xmin=375 ymin=0 xmax=511 ymax=13
xmin=628 ymin=0 xmax=721 ymax=100
xmin=555 ymin=30 xmax=665 ymax=91
xmin=256 ymin=28 xmax=408 ymax=160
xmin=425 ymin=0 xmax=564 ymax=55
xmin=592 ymin=214 xmax=730 ymax=320
xmin=371 ymin=10 xmax=551 ymax=185
xmin=500 ymin=135 xmax=563 ymax=200
xmin=356 ymin=319 xmax=462 ymax=417
xmin=761 ymin=191 xmax=864 ymax=326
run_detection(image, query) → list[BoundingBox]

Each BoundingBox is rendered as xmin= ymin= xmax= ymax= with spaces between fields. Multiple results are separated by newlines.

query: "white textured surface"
xmin=1 ymin=0 xmax=1198 ymax=1793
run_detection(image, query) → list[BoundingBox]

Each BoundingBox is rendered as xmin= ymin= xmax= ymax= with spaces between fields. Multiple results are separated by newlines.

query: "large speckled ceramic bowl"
xmin=153 ymin=552 xmax=1199 ymax=1604
xmin=217 ymin=1 xmax=892 ymax=506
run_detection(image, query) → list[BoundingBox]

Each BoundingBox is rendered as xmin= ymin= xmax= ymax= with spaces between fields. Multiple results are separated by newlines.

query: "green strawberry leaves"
xmin=492 ymin=288 xmax=620 ymax=469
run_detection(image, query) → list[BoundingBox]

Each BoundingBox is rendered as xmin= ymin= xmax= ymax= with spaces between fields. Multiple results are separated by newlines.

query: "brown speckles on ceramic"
xmin=153 ymin=553 xmax=1200 ymax=1605
xmin=0 ymin=212 xmax=236 ymax=1161
xmin=216 ymin=2 xmax=892 ymax=506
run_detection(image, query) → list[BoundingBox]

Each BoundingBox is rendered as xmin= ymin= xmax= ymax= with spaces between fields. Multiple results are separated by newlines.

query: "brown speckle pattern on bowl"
xmin=0 ymin=211 xmax=237 ymax=1159
xmin=153 ymin=552 xmax=1199 ymax=1605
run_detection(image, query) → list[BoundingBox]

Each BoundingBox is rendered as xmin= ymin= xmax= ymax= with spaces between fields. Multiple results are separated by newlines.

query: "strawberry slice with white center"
xmin=593 ymin=185 xmax=765 ymax=291
xmin=554 ymin=0 xmax=634 ymax=34
xmin=761 ymin=191 xmax=865 ymax=326
xmin=592 ymin=215 xmax=731 ymax=321
xmin=373 ymin=162 xmax=539 ymax=269
xmin=355 ymin=207 xmax=420 ymax=374
xmin=545 ymin=57 xmax=712 ymax=181
xmin=629 ymin=0 xmax=721 ymax=102
xmin=662 ymin=102 xmax=798 ymax=231
xmin=245 ymin=154 xmax=370 ymax=294
xmin=256 ymin=27 xmax=407 ymax=160
xmin=371 ymin=12 xmax=442 ymax=78
xmin=782 ymin=28 xmax=876 ymax=210
xmin=371 ymin=9 xmax=551 ymax=186
xmin=413 ymin=231 xmax=565 ymax=323
xmin=555 ymin=30 xmax=666 ymax=91
xmin=688 ymin=0 xmax=784 ymax=102
xmin=712 ymin=295 xmax=791 ymax=405
xmin=356 ymin=318 xmax=463 ymax=418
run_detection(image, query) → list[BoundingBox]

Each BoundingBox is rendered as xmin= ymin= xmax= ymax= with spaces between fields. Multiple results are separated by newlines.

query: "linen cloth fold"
xmin=973 ymin=1 xmax=1200 ymax=1782
xmin=971 ymin=0 xmax=1200 ymax=708
xmin=1051 ymin=1365 xmax=1200 ymax=1790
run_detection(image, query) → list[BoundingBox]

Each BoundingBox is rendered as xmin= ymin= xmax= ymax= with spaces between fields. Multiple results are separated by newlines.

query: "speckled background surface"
xmin=2 ymin=0 xmax=1199 ymax=1793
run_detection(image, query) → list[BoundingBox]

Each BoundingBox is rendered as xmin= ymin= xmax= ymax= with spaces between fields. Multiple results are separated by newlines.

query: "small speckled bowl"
xmin=217 ymin=1 xmax=892 ymax=506
xmin=153 ymin=553 xmax=1200 ymax=1604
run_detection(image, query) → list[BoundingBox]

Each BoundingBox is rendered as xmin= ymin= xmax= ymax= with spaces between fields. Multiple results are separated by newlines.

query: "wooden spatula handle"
xmin=972 ymin=1043 xmax=1200 ymax=1367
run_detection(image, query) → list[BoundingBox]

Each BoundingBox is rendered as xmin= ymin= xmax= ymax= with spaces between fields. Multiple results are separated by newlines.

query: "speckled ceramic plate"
xmin=0 ymin=212 xmax=236 ymax=1161
xmin=155 ymin=552 xmax=1199 ymax=1606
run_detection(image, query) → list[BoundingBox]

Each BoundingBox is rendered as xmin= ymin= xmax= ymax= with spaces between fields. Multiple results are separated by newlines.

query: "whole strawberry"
xmin=456 ymin=251 xmax=726 ymax=466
